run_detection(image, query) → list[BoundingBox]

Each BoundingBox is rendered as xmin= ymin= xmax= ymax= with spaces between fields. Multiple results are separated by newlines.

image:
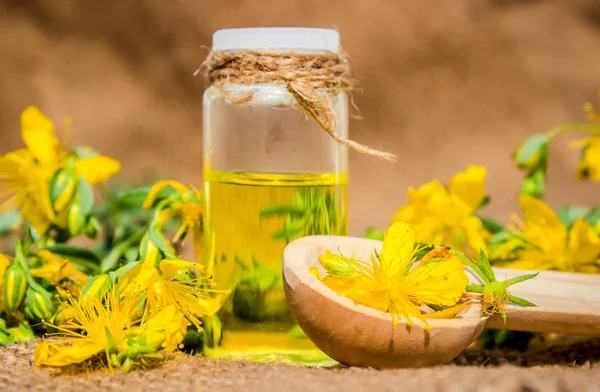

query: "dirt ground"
xmin=1 ymin=340 xmax=600 ymax=392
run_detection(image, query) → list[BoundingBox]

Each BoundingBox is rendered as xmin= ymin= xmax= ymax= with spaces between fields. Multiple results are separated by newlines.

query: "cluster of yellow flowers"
xmin=0 ymin=107 xmax=221 ymax=372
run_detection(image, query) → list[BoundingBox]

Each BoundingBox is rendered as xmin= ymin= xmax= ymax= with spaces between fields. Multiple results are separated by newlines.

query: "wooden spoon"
xmin=282 ymin=235 xmax=600 ymax=368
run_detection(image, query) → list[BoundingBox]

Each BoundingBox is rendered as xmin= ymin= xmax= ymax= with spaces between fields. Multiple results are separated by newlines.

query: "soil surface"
xmin=1 ymin=340 xmax=600 ymax=392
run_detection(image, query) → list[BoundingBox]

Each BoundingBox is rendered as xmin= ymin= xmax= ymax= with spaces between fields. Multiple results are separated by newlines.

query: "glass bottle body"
xmin=202 ymin=84 xmax=348 ymax=363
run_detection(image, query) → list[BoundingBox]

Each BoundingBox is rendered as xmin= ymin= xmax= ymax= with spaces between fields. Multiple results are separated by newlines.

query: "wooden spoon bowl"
xmin=283 ymin=235 xmax=600 ymax=368
xmin=282 ymin=235 xmax=488 ymax=368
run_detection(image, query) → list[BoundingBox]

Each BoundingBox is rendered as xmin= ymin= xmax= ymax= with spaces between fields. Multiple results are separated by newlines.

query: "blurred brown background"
xmin=0 ymin=0 xmax=599 ymax=235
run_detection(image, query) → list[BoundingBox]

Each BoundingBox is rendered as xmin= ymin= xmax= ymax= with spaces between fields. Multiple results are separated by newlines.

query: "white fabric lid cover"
xmin=212 ymin=28 xmax=340 ymax=52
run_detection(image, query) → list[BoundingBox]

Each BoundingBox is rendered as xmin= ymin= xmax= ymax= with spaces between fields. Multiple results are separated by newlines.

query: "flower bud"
xmin=3 ymin=261 xmax=28 ymax=313
xmin=67 ymin=202 xmax=85 ymax=236
xmin=81 ymin=273 xmax=112 ymax=297
xmin=513 ymin=135 xmax=548 ymax=171
xmin=49 ymin=167 xmax=77 ymax=213
xmin=520 ymin=168 xmax=545 ymax=198
xmin=26 ymin=287 xmax=56 ymax=321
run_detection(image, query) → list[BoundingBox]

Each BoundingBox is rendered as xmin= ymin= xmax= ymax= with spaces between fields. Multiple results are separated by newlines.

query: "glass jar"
xmin=201 ymin=28 xmax=348 ymax=364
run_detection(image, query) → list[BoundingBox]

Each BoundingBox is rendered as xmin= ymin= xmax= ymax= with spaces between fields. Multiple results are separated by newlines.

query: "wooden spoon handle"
xmin=484 ymin=268 xmax=600 ymax=336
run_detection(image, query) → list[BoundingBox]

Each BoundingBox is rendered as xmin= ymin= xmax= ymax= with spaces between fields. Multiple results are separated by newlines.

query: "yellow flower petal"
xmin=390 ymin=295 xmax=423 ymax=326
xmin=404 ymin=256 xmax=467 ymax=306
xmin=380 ymin=222 xmax=415 ymax=277
xmin=75 ymin=155 xmax=120 ymax=185
xmin=120 ymin=263 xmax=159 ymax=293
xmin=505 ymin=254 xmax=557 ymax=271
xmin=423 ymin=303 xmax=467 ymax=319
xmin=567 ymin=218 xmax=600 ymax=266
xmin=34 ymin=340 xmax=103 ymax=367
xmin=448 ymin=166 xmax=487 ymax=212
xmin=0 ymin=253 xmax=10 ymax=278
xmin=142 ymin=180 xmax=190 ymax=209
xmin=576 ymin=138 xmax=600 ymax=181
xmin=20 ymin=106 xmax=60 ymax=164
xmin=518 ymin=195 xmax=566 ymax=249
xmin=159 ymin=259 xmax=207 ymax=279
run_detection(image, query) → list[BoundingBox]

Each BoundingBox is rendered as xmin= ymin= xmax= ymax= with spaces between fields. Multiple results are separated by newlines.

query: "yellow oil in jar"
xmin=201 ymin=170 xmax=347 ymax=364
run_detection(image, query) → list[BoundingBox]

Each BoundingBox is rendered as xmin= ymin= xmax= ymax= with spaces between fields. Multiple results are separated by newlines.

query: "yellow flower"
xmin=34 ymin=286 xmax=139 ymax=368
xmin=30 ymin=250 xmax=88 ymax=295
xmin=35 ymin=285 xmax=189 ymax=370
xmin=391 ymin=166 xmax=489 ymax=257
xmin=572 ymin=135 xmax=600 ymax=182
xmin=118 ymin=259 xmax=221 ymax=330
xmin=312 ymin=222 xmax=468 ymax=327
xmin=0 ymin=106 xmax=120 ymax=234
xmin=571 ymin=95 xmax=600 ymax=181
xmin=129 ymin=305 xmax=189 ymax=352
xmin=143 ymin=180 xmax=204 ymax=260
xmin=495 ymin=195 xmax=600 ymax=273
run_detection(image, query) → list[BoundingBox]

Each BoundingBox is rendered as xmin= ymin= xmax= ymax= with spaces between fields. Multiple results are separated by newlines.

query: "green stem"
xmin=546 ymin=124 xmax=600 ymax=139
xmin=100 ymin=226 xmax=147 ymax=272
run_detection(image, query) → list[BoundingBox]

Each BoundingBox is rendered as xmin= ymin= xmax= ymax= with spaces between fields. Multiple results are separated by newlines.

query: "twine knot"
xmin=197 ymin=50 xmax=396 ymax=161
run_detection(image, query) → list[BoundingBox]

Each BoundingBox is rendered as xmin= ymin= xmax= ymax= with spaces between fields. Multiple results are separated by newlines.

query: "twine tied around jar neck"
xmin=196 ymin=50 xmax=396 ymax=161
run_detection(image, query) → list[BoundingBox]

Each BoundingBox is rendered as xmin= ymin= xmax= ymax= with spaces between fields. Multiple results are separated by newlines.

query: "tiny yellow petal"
xmin=20 ymin=106 xmax=59 ymax=164
xmin=448 ymin=165 xmax=487 ymax=212
xmin=75 ymin=155 xmax=121 ymax=185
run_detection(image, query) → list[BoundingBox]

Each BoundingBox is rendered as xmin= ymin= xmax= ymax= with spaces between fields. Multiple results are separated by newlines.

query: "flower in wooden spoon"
xmin=460 ymin=249 xmax=538 ymax=322
xmin=311 ymin=222 xmax=469 ymax=328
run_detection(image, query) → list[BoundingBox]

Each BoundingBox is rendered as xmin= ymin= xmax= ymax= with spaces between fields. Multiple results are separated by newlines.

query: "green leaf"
xmin=42 ymin=244 xmax=101 ymax=274
xmin=584 ymin=205 xmax=600 ymax=226
xmin=101 ymin=227 xmax=146 ymax=272
xmin=520 ymin=167 xmax=546 ymax=198
xmin=509 ymin=294 xmax=536 ymax=307
xmin=115 ymin=187 xmax=151 ymax=208
xmin=78 ymin=178 xmax=94 ymax=216
xmin=457 ymin=253 xmax=491 ymax=284
xmin=504 ymin=272 xmax=539 ymax=287
xmin=364 ymin=227 xmax=385 ymax=241
xmin=478 ymin=249 xmax=497 ymax=283
xmin=513 ymin=134 xmax=548 ymax=170
xmin=488 ymin=231 xmax=510 ymax=248
xmin=148 ymin=227 xmax=177 ymax=259
xmin=477 ymin=215 xmax=505 ymax=234
xmin=557 ymin=205 xmax=589 ymax=230
xmin=0 ymin=210 xmax=19 ymax=235
xmin=259 ymin=204 xmax=306 ymax=218
xmin=272 ymin=219 xmax=305 ymax=240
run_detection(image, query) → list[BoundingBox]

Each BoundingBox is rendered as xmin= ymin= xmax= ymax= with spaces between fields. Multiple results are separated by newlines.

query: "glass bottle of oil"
xmin=201 ymin=28 xmax=348 ymax=364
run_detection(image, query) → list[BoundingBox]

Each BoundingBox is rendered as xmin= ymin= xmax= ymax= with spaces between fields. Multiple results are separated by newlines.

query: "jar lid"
xmin=211 ymin=28 xmax=340 ymax=52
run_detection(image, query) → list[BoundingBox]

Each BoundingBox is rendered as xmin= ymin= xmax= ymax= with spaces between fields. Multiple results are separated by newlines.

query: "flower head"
xmin=0 ymin=107 xmax=120 ymax=235
xmin=391 ymin=166 xmax=489 ymax=257
xmin=118 ymin=258 xmax=221 ymax=331
xmin=572 ymin=135 xmax=600 ymax=182
xmin=30 ymin=250 xmax=89 ymax=296
xmin=34 ymin=285 xmax=139 ymax=368
xmin=491 ymin=195 xmax=600 ymax=273
xmin=570 ymin=95 xmax=600 ymax=181
xmin=312 ymin=222 xmax=468 ymax=327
